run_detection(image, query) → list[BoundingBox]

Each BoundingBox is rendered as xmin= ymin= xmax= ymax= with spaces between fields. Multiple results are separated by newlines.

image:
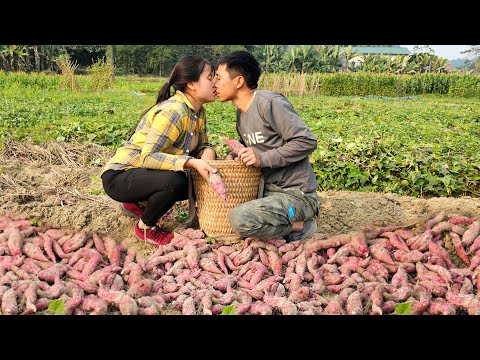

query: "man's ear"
xmin=236 ymin=76 xmax=245 ymax=89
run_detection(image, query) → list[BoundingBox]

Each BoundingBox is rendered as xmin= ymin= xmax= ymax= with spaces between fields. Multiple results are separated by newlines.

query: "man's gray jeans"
xmin=228 ymin=183 xmax=319 ymax=240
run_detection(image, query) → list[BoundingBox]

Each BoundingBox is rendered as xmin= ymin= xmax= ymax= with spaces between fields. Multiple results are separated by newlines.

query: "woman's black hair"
xmin=156 ymin=55 xmax=213 ymax=104
xmin=130 ymin=55 xmax=213 ymax=137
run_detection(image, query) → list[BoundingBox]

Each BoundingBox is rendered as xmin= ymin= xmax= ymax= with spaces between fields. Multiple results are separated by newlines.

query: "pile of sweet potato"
xmin=1 ymin=211 xmax=479 ymax=315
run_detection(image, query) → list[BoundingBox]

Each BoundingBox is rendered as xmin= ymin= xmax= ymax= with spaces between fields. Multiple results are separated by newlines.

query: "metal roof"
xmin=345 ymin=46 xmax=410 ymax=55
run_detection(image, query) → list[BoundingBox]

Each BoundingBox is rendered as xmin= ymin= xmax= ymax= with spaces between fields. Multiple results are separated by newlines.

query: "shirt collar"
xmin=175 ymin=90 xmax=196 ymax=113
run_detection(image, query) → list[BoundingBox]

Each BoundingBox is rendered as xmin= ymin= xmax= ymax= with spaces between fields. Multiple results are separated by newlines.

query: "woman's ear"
xmin=186 ymin=81 xmax=196 ymax=92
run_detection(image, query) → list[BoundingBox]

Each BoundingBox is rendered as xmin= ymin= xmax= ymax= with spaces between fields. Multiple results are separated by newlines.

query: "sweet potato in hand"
xmin=222 ymin=136 xmax=245 ymax=154
xmin=208 ymin=172 xmax=227 ymax=202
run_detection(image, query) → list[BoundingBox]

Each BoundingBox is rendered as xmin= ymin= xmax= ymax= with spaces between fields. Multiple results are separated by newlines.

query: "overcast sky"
xmin=401 ymin=45 xmax=472 ymax=60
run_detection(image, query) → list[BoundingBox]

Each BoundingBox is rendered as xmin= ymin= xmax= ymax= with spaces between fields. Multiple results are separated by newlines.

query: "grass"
xmin=2 ymin=74 xmax=480 ymax=197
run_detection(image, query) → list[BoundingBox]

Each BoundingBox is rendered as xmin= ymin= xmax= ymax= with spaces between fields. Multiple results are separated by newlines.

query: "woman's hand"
xmin=185 ymin=158 xmax=217 ymax=181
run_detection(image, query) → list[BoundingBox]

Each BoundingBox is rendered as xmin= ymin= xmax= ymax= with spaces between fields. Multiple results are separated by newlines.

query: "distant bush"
xmin=87 ymin=57 xmax=115 ymax=92
xmin=260 ymin=72 xmax=480 ymax=98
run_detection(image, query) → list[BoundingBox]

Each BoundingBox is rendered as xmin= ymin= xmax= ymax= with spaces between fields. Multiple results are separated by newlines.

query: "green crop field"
xmin=1 ymin=74 xmax=480 ymax=198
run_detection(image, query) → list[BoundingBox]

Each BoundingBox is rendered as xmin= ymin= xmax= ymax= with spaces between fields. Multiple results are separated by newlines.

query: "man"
xmin=214 ymin=50 xmax=319 ymax=242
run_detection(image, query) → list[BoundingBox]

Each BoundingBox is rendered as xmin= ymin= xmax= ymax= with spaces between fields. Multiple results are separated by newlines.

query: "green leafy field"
xmin=1 ymin=75 xmax=480 ymax=198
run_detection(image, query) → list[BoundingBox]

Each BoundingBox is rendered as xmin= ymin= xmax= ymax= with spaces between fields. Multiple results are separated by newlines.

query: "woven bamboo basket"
xmin=192 ymin=160 xmax=262 ymax=242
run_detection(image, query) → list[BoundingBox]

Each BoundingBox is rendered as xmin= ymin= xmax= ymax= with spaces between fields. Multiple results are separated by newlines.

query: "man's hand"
xmin=237 ymin=147 xmax=260 ymax=167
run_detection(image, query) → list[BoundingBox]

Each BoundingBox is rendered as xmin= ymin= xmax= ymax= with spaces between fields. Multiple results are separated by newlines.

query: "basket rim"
xmin=191 ymin=160 xmax=262 ymax=174
xmin=206 ymin=159 xmax=256 ymax=167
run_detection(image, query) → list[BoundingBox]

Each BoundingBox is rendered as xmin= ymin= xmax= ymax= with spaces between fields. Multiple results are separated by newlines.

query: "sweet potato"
xmin=232 ymin=246 xmax=254 ymax=267
xmin=265 ymin=250 xmax=282 ymax=276
xmin=410 ymin=229 xmax=433 ymax=252
xmin=468 ymin=250 xmax=480 ymax=271
xmin=449 ymin=215 xmax=476 ymax=225
xmin=198 ymin=257 xmax=222 ymax=274
xmin=418 ymin=280 xmax=447 ymax=297
xmin=288 ymin=286 xmax=310 ymax=304
xmin=1 ymin=288 xmax=18 ymax=315
xmin=428 ymin=241 xmax=455 ymax=269
xmin=38 ymin=233 xmax=57 ymax=263
xmin=392 ymin=249 xmax=425 ymax=263
xmin=346 ymin=290 xmax=365 ymax=315
xmin=23 ymin=242 xmax=49 ymax=262
xmin=62 ymin=231 xmax=88 ymax=253
xmin=222 ymin=136 xmax=245 ymax=154
xmin=103 ymin=236 xmax=121 ymax=266
xmin=423 ymin=263 xmax=453 ymax=284
xmin=127 ymin=278 xmax=154 ymax=298
xmin=381 ymin=231 xmax=410 ymax=252
xmin=185 ymin=243 xmax=200 ymax=270
xmin=366 ymin=260 xmax=390 ymax=280
xmin=305 ymin=234 xmax=351 ymax=254
xmin=250 ymin=301 xmax=273 ymax=315
xmin=425 ymin=211 xmax=446 ymax=230
xmin=7 ymin=227 xmax=23 ymax=257
xmin=327 ymin=243 xmax=352 ymax=265
xmin=118 ymin=295 xmax=138 ymax=315
xmin=10 ymin=264 xmax=31 ymax=280
xmin=430 ymin=221 xmax=451 ymax=236
xmin=63 ymin=283 xmax=85 ymax=315
xmin=429 ymin=299 xmax=456 ymax=315
xmin=468 ymin=235 xmax=480 ymax=255
xmin=40 ymin=274 xmax=65 ymax=299
xmin=462 ymin=220 xmax=480 ymax=246
xmin=364 ymin=225 xmax=399 ymax=240
xmin=323 ymin=296 xmax=344 ymax=315
xmin=263 ymin=293 xmax=297 ymax=315
xmin=45 ymin=229 xmax=67 ymax=240
xmin=81 ymin=294 xmax=108 ymax=315
xmin=37 ymin=264 xmax=68 ymax=282
xmin=92 ymin=233 xmax=108 ymax=257
xmin=56 ymin=233 xmax=73 ymax=247
xmin=208 ymin=172 xmax=227 ymax=202
xmin=369 ymin=284 xmax=384 ymax=315
xmin=369 ymin=241 xmax=395 ymax=265
xmin=395 ymin=228 xmax=417 ymax=240
xmin=449 ymin=232 xmax=470 ymax=266
xmin=213 ymin=249 xmax=230 ymax=274
xmin=20 ymin=258 xmax=42 ymax=275
xmin=23 ymin=282 xmax=38 ymax=314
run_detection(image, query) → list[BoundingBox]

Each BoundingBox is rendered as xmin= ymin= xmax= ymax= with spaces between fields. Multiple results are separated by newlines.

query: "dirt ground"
xmin=2 ymin=140 xmax=480 ymax=256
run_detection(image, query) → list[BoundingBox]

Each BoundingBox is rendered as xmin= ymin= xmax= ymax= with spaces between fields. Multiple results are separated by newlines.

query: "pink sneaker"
xmin=119 ymin=202 xmax=145 ymax=218
xmin=134 ymin=222 xmax=174 ymax=247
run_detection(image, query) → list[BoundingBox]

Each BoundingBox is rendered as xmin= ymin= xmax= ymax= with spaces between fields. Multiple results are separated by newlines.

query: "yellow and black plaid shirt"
xmin=102 ymin=90 xmax=209 ymax=174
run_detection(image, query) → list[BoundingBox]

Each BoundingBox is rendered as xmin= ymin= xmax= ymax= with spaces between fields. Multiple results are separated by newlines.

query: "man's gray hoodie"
xmin=235 ymin=90 xmax=318 ymax=193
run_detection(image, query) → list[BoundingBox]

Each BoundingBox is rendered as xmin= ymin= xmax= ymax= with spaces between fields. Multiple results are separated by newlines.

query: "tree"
xmin=461 ymin=45 xmax=480 ymax=73
xmin=412 ymin=45 xmax=435 ymax=55
xmin=461 ymin=45 xmax=480 ymax=57
xmin=106 ymin=45 xmax=114 ymax=70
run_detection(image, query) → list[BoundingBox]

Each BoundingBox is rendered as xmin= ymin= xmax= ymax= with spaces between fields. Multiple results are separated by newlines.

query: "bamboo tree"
xmin=106 ymin=45 xmax=114 ymax=71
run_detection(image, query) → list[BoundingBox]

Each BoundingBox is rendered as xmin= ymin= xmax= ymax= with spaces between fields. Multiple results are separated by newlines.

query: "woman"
xmin=101 ymin=55 xmax=218 ymax=246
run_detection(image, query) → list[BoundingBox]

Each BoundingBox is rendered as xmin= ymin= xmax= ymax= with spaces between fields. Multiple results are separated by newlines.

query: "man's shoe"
xmin=284 ymin=218 xmax=317 ymax=243
xmin=119 ymin=202 xmax=145 ymax=219
xmin=134 ymin=222 xmax=174 ymax=247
